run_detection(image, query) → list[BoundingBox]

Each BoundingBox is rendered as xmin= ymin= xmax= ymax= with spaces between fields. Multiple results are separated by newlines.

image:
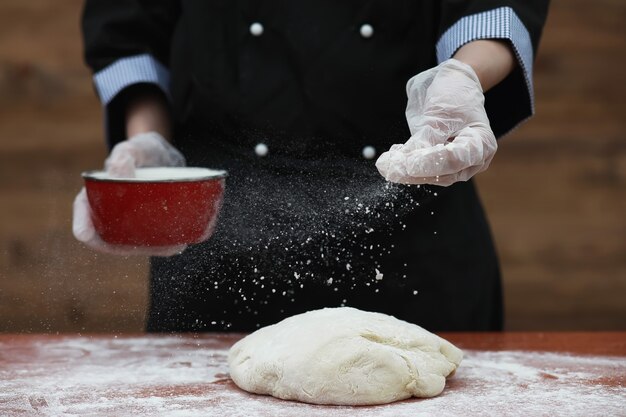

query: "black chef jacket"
xmin=82 ymin=0 xmax=549 ymax=332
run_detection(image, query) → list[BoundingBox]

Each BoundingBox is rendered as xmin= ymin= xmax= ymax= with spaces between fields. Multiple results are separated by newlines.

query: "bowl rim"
xmin=82 ymin=167 xmax=228 ymax=183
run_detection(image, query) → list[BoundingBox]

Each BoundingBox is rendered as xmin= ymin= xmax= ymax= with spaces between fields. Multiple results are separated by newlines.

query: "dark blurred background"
xmin=0 ymin=0 xmax=624 ymax=332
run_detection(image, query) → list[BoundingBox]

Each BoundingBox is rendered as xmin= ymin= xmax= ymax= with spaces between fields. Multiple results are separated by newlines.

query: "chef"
xmin=74 ymin=1 xmax=549 ymax=332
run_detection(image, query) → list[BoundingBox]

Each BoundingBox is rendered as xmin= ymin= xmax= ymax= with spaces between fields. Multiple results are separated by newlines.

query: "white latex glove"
xmin=376 ymin=59 xmax=497 ymax=186
xmin=105 ymin=131 xmax=186 ymax=178
xmin=73 ymin=132 xmax=187 ymax=257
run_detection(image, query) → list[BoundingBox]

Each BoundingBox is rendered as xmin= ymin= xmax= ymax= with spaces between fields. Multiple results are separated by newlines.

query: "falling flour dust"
xmin=165 ymin=149 xmax=438 ymax=330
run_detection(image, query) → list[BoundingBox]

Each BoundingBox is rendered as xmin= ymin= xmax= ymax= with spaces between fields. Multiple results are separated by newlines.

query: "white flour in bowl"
xmin=85 ymin=167 xmax=226 ymax=181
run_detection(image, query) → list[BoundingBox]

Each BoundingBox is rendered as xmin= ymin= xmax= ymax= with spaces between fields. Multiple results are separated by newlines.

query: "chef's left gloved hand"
xmin=376 ymin=59 xmax=497 ymax=186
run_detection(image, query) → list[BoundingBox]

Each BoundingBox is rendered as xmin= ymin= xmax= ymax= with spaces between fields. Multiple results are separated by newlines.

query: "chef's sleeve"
xmin=81 ymin=0 xmax=180 ymax=147
xmin=437 ymin=1 xmax=550 ymax=138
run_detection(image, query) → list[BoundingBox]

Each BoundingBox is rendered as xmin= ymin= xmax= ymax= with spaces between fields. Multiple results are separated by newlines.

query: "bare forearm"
xmin=453 ymin=40 xmax=516 ymax=92
xmin=125 ymin=91 xmax=172 ymax=139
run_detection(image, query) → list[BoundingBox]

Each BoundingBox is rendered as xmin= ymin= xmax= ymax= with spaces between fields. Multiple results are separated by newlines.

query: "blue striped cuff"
xmin=436 ymin=6 xmax=535 ymax=113
xmin=93 ymin=54 xmax=170 ymax=105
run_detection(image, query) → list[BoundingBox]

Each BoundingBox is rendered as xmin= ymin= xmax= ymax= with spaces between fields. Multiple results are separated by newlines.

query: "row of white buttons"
xmin=249 ymin=22 xmax=373 ymax=160
xmin=254 ymin=143 xmax=377 ymax=159
xmin=250 ymin=22 xmax=374 ymax=38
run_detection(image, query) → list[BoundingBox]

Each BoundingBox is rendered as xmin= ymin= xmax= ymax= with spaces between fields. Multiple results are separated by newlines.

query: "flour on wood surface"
xmin=0 ymin=336 xmax=624 ymax=416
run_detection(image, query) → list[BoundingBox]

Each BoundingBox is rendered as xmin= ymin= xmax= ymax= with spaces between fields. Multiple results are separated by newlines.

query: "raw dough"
xmin=228 ymin=307 xmax=463 ymax=405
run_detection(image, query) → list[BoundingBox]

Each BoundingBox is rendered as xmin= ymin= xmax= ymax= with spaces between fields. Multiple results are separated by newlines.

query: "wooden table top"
xmin=1 ymin=332 xmax=624 ymax=416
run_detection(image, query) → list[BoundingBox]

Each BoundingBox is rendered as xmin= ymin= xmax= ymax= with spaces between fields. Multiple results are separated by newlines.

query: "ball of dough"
xmin=228 ymin=307 xmax=463 ymax=405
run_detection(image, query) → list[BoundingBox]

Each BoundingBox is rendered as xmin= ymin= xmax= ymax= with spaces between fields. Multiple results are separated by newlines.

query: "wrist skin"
xmin=452 ymin=39 xmax=516 ymax=92
xmin=125 ymin=89 xmax=172 ymax=140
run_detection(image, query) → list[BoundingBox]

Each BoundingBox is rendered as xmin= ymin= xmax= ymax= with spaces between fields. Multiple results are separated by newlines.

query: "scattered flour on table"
xmin=0 ymin=336 xmax=624 ymax=417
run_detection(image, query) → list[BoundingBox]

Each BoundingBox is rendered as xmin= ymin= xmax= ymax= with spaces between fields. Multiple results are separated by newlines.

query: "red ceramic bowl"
xmin=83 ymin=167 xmax=227 ymax=246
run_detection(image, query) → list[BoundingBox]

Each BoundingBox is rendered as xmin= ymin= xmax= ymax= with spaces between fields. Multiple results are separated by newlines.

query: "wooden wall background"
xmin=0 ymin=0 xmax=624 ymax=332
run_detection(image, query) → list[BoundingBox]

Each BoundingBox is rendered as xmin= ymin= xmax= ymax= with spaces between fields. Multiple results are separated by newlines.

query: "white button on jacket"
xmin=255 ymin=143 xmax=269 ymax=157
xmin=362 ymin=146 xmax=376 ymax=159
xmin=359 ymin=24 xmax=374 ymax=38
xmin=250 ymin=22 xmax=264 ymax=36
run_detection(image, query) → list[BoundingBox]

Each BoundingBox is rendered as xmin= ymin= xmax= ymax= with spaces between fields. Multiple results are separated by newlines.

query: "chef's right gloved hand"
xmin=105 ymin=131 xmax=186 ymax=177
xmin=72 ymin=132 xmax=187 ymax=257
